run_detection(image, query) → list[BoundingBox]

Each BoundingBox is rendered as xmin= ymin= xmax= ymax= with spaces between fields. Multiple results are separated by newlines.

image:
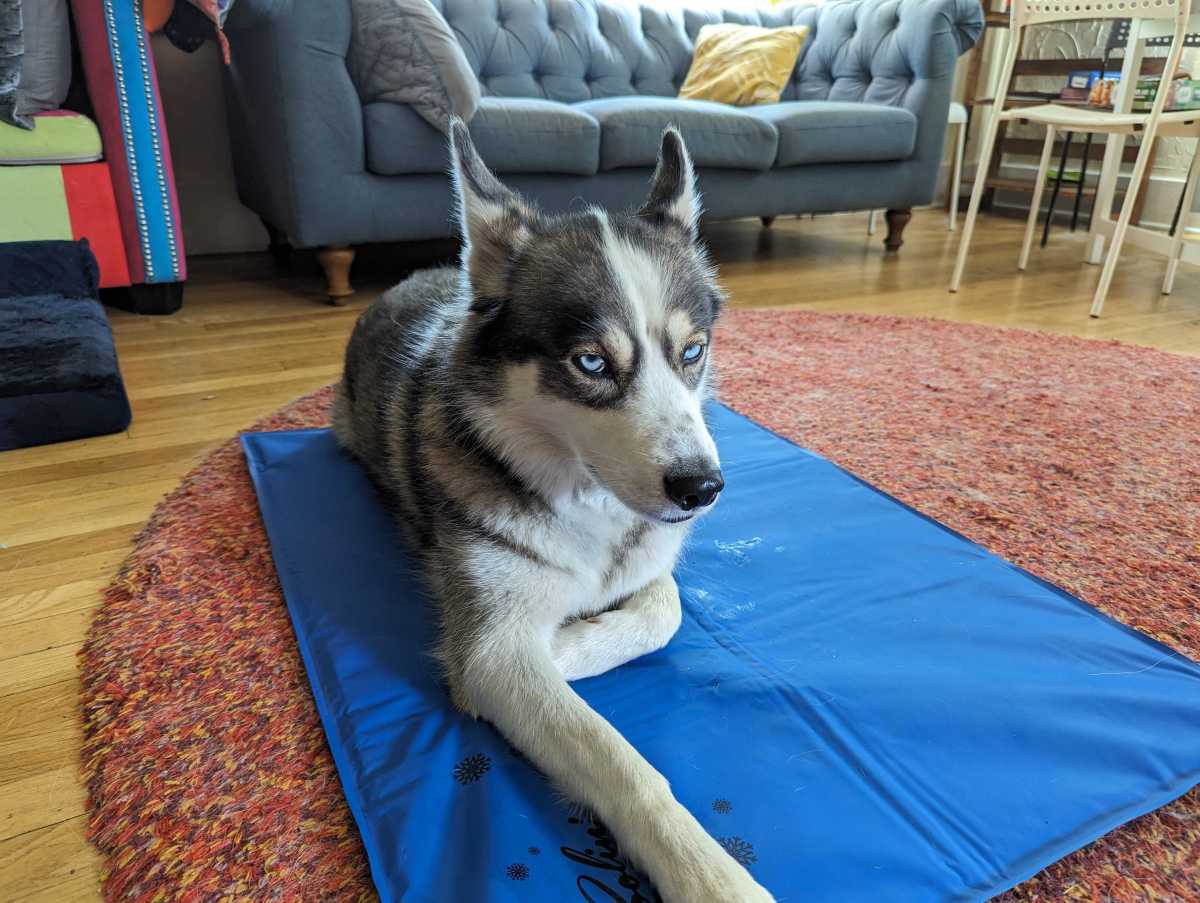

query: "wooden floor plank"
xmin=123 ymin=363 xmax=341 ymax=403
xmin=0 ymin=765 xmax=86 ymax=843
xmin=0 ymin=681 xmax=79 ymax=746
xmin=0 ymin=549 xmax=128 ymax=604
xmin=0 ymin=818 xmax=102 ymax=903
xmin=0 ymin=682 xmax=82 ymax=785
xmin=0 ymin=645 xmax=80 ymax=700
xmin=15 ymin=872 xmax=104 ymax=903
xmin=0 ymin=212 xmax=1195 ymax=896
xmin=3 ymin=482 xmax=181 ymax=548
xmin=0 ymin=610 xmax=94 ymax=662
xmin=0 ymin=442 xmax=213 ymax=494
xmin=0 ymin=580 xmax=110 ymax=631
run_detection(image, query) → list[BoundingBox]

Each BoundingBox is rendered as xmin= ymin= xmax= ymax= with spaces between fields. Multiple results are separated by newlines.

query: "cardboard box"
xmin=1132 ymin=77 xmax=1200 ymax=112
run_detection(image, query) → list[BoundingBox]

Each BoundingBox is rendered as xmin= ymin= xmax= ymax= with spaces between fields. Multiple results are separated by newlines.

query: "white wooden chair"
xmin=949 ymin=0 xmax=1195 ymax=317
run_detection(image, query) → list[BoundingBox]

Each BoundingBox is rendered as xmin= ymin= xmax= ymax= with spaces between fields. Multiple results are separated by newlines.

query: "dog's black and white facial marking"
xmin=449 ymin=121 xmax=726 ymax=523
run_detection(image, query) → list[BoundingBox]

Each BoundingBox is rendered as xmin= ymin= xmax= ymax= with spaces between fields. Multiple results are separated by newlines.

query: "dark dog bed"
xmin=0 ymin=240 xmax=132 ymax=451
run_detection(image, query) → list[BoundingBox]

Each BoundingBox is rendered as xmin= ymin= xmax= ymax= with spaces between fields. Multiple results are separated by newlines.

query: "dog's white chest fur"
xmin=569 ymin=493 xmax=687 ymax=610
xmin=471 ymin=489 xmax=688 ymax=626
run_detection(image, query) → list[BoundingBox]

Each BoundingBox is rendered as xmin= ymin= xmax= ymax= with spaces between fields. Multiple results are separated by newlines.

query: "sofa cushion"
xmin=365 ymin=96 xmax=600 ymax=176
xmin=574 ymin=97 xmax=778 ymax=171
xmin=0 ymin=111 xmax=102 ymax=165
xmin=747 ymin=101 xmax=917 ymax=167
xmin=468 ymin=97 xmax=600 ymax=174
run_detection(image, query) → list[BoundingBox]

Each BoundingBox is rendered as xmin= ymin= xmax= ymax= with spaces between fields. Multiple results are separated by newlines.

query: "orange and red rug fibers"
xmin=81 ymin=310 xmax=1200 ymax=900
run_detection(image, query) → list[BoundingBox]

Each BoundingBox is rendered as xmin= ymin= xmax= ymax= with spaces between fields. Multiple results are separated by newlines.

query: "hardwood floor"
xmin=0 ymin=211 xmax=1196 ymax=899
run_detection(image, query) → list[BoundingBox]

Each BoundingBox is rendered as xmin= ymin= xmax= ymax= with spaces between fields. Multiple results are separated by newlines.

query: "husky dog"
xmin=332 ymin=121 xmax=775 ymax=902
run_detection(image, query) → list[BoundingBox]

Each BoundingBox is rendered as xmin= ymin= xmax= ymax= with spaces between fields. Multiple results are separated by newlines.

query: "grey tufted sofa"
xmin=222 ymin=0 xmax=983 ymax=300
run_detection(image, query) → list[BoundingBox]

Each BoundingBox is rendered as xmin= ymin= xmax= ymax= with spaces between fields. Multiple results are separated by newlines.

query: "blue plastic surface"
xmin=242 ymin=404 xmax=1200 ymax=903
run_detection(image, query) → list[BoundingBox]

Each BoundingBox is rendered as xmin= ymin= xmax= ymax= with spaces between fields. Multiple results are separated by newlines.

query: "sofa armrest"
xmin=70 ymin=0 xmax=187 ymax=286
xmin=221 ymin=0 xmax=293 ymax=28
xmin=891 ymin=0 xmax=984 ymax=80
xmin=892 ymin=0 xmax=984 ymax=163
xmin=222 ymin=0 xmax=369 ymax=247
xmin=845 ymin=0 xmax=984 ymax=203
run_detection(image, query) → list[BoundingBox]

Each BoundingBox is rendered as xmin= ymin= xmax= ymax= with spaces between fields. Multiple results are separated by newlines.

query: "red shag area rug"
xmin=82 ymin=310 xmax=1200 ymax=901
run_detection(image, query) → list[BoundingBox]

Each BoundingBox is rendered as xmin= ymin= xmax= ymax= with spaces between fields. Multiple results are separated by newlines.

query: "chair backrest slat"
xmin=1015 ymin=0 xmax=1188 ymax=26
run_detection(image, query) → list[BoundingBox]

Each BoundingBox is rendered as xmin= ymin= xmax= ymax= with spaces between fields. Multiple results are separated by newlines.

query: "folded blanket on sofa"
xmin=0 ymin=0 xmax=32 ymax=129
xmin=347 ymin=0 xmax=480 ymax=132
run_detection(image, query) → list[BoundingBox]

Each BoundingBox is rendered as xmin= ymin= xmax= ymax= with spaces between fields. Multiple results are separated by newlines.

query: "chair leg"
xmin=1162 ymin=152 xmax=1199 ymax=296
xmin=1041 ymin=131 xmax=1073 ymax=248
xmin=1090 ymin=134 xmax=1151 ymax=318
xmin=1167 ymin=154 xmax=1191 ymax=238
xmin=867 ymin=209 xmax=877 ymax=236
xmin=317 ymin=245 xmax=356 ymax=305
xmin=951 ymin=113 xmax=1005 ymax=292
xmin=1071 ymin=132 xmax=1094 ymax=232
xmin=1019 ymin=128 xmax=1056 ymax=272
xmin=950 ymin=120 xmax=966 ymax=232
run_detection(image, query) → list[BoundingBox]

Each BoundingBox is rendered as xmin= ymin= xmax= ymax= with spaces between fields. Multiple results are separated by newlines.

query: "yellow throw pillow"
xmin=678 ymin=23 xmax=810 ymax=107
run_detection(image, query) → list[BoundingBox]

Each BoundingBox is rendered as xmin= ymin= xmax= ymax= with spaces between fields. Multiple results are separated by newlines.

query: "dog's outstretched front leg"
xmin=459 ymin=637 xmax=775 ymax=903
xmin=552 ymin=573 xmax=682 ymax=681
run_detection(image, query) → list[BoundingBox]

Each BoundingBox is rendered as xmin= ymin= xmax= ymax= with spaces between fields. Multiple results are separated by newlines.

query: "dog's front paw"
xmin=550 ymin=618 xmax=596 ymax=681
xmin=551 ymin=612 xmax=642 ymax=681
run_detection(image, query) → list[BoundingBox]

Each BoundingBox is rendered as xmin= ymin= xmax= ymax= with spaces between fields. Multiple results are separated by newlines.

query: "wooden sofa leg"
xmin=317 ymin=245 xmax=355 ymax=305
xmin=761 ymin=216 xmax=776 ymax=228
xmin=883 ymin=209 xmax=912 ymax=252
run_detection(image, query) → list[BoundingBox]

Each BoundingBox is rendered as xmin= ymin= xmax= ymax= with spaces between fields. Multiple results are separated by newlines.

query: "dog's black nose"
xmin=664 ymin=470 xmax=724 ymax=512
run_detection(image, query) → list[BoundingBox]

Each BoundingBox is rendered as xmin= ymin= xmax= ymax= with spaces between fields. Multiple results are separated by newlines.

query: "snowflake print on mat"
xmin=719 ymin=836 xmax=757 ymax=867
xmin=506 ymin=863 xmax=530 ymax=881
xmin=712 ymin=798 xmax=733 ymax=814
xmin=453 ymin=753 xmax=491 ymax=785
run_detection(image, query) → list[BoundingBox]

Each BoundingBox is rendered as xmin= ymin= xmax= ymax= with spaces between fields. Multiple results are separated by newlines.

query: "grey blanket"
xmin=1 ymin=0 xmax=32 ymax=129
xmin=347 ymin=0 xmax=480 ymax=134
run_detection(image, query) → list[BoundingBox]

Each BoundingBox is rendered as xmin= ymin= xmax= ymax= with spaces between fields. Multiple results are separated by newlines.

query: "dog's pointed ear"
xmin=448 ymin=118 xmax=535 ymax=300
xmin=638 ymin=127 xmax=700 ymax=239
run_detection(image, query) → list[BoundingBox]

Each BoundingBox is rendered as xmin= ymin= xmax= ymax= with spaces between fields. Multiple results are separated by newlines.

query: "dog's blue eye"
xmin=575 ymin=353 xmax=608 ymax=376
xmin=682 ymin=343 xmax=705 ymax=364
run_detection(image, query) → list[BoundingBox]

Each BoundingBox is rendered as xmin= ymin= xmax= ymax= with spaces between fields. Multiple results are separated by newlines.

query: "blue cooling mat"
xmin=243 ymin=405 xmax=1200 ymax=903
